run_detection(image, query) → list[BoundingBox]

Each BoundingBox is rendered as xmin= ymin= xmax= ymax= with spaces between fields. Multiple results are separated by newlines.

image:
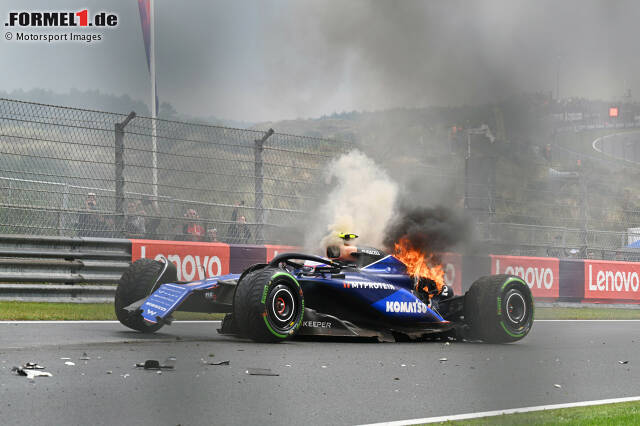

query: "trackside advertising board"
xmin=131 ymin=240 xmax=230 ymax=281
xmin=440 ymin=252 xmax=463 ymax=295
xmin=265 ymin=245 xmax=301 ymax=262
xmin=584 ymin=260 xmax=640 ymax=302
xmin=491 ymin=255 xmax=560 ymax=298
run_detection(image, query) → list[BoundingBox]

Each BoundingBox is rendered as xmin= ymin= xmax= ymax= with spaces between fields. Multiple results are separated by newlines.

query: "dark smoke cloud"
xmin=5 ymin=0 xmax=640 ymax=122
xmin=383 ymin=205 xmax=471 ymax=255
xmin=261 ymin=0 xmax=640 ymax=119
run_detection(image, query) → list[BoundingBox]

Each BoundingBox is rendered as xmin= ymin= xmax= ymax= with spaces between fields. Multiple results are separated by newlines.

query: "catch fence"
xmin=0 ymin=98 xmax=350 ymax=245
xmin=1 ymin=97 xmax=640 ymax=259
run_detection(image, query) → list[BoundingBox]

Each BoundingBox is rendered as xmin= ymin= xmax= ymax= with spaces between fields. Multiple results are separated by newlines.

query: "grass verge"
xmin=0 ymin=302 xmax=224 ymax=321
xmin=535 ymin=306 xmax=640 ymax=320
xmin=437 ymin=400 xmax=640 ymax=425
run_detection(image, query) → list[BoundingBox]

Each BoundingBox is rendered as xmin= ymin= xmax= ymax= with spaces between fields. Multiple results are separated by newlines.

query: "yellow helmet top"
xmin=337 ymin=233 xmax=358 ymax=241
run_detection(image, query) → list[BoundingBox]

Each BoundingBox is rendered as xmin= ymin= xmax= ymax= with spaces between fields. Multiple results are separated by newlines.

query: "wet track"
xmin=1 ymin=320 xmax=639 ymax=425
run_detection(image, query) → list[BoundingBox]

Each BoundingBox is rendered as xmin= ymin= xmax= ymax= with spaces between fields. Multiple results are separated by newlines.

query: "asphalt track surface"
xmin=1 ymin=320 xmax=639 ymax=426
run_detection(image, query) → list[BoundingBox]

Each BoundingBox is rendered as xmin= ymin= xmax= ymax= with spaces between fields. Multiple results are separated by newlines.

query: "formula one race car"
xmin=115 ymin=242 xmax=534 ymax=343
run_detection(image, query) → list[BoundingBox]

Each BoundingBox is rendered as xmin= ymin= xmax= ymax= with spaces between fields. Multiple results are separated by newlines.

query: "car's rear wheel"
xmin=233 ymin=267 xmax=304 ymax=342
xmin=464 ymin=274 xmax=534 ymax=343
xmin=115 ymin=258 xmax=177 ymax=333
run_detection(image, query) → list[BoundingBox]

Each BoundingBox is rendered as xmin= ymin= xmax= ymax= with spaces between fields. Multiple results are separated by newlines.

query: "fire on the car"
xmin=393 ymin=236 xmax=445 ymax=294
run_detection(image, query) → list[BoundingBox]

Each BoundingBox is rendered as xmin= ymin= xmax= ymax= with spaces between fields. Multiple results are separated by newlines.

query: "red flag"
xmin=137 ymin=0 xmax=158 ymax=112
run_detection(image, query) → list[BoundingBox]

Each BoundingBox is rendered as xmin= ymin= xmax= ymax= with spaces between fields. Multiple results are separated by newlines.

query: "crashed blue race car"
xmin=115 ymin=236 xmax=534 ymax=343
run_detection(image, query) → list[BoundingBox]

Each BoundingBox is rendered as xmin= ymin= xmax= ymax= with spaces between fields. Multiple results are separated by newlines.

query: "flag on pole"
xmin=137 ymin=0 xmax=158 ymax=113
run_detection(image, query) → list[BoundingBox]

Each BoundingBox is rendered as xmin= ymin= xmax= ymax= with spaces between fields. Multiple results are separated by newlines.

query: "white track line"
xmin=535 ymin=319 xmax=640 ymax=322
xmin=0 ymin=320 xmax=221 ymax=324
xmin=359 ymin=396 xmax=640 ymax=426
xmin=1 ymin=319 xmax=638 ymax=324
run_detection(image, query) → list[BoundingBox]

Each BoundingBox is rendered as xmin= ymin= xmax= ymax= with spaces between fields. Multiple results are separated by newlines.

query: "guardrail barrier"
xmin=0 ymin=234 xmax=638 ymax=304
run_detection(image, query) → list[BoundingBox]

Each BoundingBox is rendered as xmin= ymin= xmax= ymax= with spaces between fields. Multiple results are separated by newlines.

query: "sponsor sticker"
xmin=385 ymin=300 xmax=428 ymax=314
xmin=343 ymin=280 xmax=395 ymax=290
xmin=302 ymin=321 xmax=332 ymax=328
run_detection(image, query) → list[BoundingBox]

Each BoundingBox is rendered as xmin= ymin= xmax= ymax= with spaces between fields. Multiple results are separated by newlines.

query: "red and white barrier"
xmin=127 ymin=239 xmax=640 ymax=304
xmin=491 ymin=255 xmax=559 ymax=299
xmin=584 ymin=260 xmax=640 ymax=302
xmin=131 ymin=239 xmax=230 ymax=281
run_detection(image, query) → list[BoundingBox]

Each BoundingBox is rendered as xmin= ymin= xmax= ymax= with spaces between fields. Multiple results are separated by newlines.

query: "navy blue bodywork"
xmin=134 ymin=253 xmax=461 ymax=339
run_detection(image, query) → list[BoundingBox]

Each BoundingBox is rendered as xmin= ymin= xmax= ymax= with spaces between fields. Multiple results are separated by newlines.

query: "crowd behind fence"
xmin=0 ymin=98 xmax=350 ymax=245
xmin=1 ymin=97 xmax=640 ymax=260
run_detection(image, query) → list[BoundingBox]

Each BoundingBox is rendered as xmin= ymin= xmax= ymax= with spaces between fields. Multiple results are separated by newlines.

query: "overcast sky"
xmin=2 ymin=0 xmax=639 ymax=122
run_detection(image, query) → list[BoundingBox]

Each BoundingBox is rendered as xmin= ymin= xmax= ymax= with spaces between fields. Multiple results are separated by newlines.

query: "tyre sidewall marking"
xmin=500 ymin=320 xmax=526 ymax=338
xmin=499 ymin=276 xmax=533 ymax=337
xmin=261 ymin=271 xmax=304 ymax=338
xmin=262 ymin=314 xmax=288 ymax=339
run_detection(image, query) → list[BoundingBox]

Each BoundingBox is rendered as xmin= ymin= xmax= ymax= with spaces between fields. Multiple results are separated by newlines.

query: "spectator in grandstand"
xmin=206 ymin=227 xmax=218 ymax=242
xmin=142 ymin=196 xmax=161 ymax=239
xmin=77 ymin=192 xmax=113 ymax=237
xmin=543 ymin=144 xmax=552 ymax=164
xmin=228 ymin=200 xmax=245 ymax=243
xmin=125 ymin=199 xmax=146 ymax=238
xmin=547 ymin=235 xmax=586 ymax=258
xmin=230 ymin=200 xmax=244 ymax=222
xmin=229 ymin=215 xmax=252 ymax=244
xmin=181 ymin=208 xmax=205 ymax=241
xmin=546 ymin=235 xmax=564 ymax=257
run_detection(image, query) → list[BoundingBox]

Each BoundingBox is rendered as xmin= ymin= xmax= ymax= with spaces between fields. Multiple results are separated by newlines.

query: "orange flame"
xmin=393 ymin=237 xmax=445 ymax=294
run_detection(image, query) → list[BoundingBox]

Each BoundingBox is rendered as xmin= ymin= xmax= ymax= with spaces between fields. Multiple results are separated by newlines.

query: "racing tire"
xmin=115 ymin=258 xmax=177 ymax=333
xmin=464 ymin=274 xmax=534 ymax=343
xmin=233 ymin=267 xmax=304 ymax=343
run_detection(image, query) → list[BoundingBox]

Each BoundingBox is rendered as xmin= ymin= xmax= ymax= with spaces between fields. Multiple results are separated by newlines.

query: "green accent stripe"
xmin=531 ymin=299 xmax=535 ymax=321
xmin=262 ymin=270 xmax=304 ymax=338
xmin=295 ymin=298 xmax=305 ymax=329
xmin=270 ymin=271 xmax=300 ymax=287
xmin=500 ymin=320 xmax=526 ymax=338
xmin=263 ymin=315 xmax=288 ymax=339
xmin=501 ymin=276 xmax=527 ymax=291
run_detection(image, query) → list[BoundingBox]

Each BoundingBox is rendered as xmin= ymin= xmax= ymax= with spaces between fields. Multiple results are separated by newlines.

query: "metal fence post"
xmin=58 ymin=184 xmax=69 ymax=236
xmin=114 ymin=112 xmax=136 ymax=237
xmin=579 ymin=171 xmax=589 ymax=257
xmin=254 ymin=128 xmax=274 ymax=244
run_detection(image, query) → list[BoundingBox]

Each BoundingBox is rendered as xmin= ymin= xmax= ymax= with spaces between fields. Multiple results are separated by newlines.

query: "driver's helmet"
xmin=337 ymin=233 xmax=358 ymax=245
xmin=326 ymin=232 xmax=358 ymax=261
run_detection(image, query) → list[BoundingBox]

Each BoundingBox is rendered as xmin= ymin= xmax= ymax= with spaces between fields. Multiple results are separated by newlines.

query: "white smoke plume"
xmin=305 ymin=150 xmax=399 ymax=252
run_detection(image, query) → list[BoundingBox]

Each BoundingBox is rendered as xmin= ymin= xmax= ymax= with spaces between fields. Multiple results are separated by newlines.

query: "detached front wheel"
xmin=115 ymin=258 xmax=177 ymax=333
xmin=233 ymin=267 xmax=304 ymax=342
xmin=464 ymin=274 xmax=534 ymax=343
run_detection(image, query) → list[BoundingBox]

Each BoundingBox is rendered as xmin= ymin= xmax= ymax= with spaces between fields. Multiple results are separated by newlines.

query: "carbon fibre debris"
xmin=246 ymin=368 xmax=278 ymax=376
